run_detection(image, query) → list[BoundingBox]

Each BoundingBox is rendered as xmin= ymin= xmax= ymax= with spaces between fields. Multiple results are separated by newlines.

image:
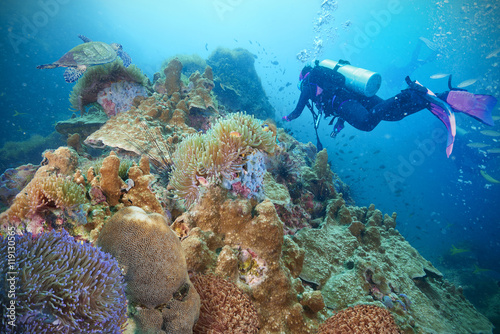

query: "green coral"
xmin=169 ymin=112 xmax=276 ymax=207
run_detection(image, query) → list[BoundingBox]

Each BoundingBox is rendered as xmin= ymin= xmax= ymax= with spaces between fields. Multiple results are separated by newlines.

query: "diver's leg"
xmin=338 ymin=100 xmax=382 ymax=131
xmin=370 ymin=89 xmax=429 ymax=122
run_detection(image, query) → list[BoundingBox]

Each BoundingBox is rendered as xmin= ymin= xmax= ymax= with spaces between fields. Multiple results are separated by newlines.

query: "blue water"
xmin=1 ymin=0 xmax=499 ymax=319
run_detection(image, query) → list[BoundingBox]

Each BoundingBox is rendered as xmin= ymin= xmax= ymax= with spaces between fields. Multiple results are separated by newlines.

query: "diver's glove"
xmin=330 ymin=118 xmax=345 ymax=138
xmin=282 ymin=115 xmax=291 ymax=122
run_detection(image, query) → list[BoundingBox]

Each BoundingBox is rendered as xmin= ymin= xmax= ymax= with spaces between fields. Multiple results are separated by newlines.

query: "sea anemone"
xmin=169 ymin=112 xmax=276 ymax=207
xmin=0 ymin=230 xmax=127 ymax=333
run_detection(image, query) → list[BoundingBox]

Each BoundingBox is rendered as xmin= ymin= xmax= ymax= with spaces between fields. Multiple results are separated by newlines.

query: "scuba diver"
xmin=282 ymin=59 xmax=497 ymax=157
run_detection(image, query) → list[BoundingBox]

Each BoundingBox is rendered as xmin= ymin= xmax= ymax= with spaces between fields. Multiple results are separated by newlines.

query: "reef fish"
xmin=466 ymin=142 xmax=489 ymax=148
xmin=487 ymin=148 xmax=500 ymax=153
xmin=195 ymin=175 xmax=209 ymax=186
xmin=480 ymin=130 xmax=500 ymax=137
xmin=480 ymin=170 xmax=500 ymax=183
xmin=486 ymin=47 xmax=500 ymax=59
xmin=457 ymin=78 xmax=478 ymax=88
xmin=492 ymin=116 xmax=500 ymax=121
xmin=230 ymin=131 xmax=242 ymax=137
xmin=430 ymin=73 xmax=449 ymax=79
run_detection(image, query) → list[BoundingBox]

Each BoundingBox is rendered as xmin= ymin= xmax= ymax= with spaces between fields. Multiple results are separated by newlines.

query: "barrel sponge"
xmin=191 ymin=274 xmax=259 ymax=334
xmin=318 ymin=304 xmax=401 ymax=334
xmin=96 ymin=206 xmax=189 ymax=309
xmin=0 ymin=230 xmax=127 ymax=333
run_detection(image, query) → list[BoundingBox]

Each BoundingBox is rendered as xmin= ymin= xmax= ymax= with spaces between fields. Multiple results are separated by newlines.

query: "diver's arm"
xmin=284 ymin=85 xmax=313 ymax=121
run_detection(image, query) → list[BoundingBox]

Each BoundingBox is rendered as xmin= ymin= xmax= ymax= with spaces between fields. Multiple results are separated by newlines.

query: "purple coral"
xmin=0 ymin=230 xmax=127 ymax=333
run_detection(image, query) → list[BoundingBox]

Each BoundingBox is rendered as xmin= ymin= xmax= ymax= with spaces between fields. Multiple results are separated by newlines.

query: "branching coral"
xmin=169 ymin=112 xmax=276 ymax=207
xmin=191 ymin=274 xmax=259 ymax=334
xmin=318 ymin=304 xmax=401 ymax=334
xmin=69 ymin=59 xmax=148 ymax=113
xmin=0 ymin=230 xmax=127 ymax=333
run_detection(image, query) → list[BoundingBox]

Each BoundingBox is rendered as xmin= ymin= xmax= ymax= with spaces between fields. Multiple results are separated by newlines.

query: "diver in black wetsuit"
xmin=283 ymin=60 xmax=497 ymax=157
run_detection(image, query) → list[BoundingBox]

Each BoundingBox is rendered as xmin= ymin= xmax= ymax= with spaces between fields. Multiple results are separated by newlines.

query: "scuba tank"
xmin=319 ymin=59 xmax=382 ymax=97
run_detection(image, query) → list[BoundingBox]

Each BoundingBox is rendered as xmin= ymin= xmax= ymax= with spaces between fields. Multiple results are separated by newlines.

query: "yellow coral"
xmin=169 ymin=113 xmax=276 ymax=207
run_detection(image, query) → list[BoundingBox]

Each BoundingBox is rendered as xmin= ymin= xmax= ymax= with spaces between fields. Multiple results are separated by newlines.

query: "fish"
xmin=480 ymin=130 xmax=500 ymax=137
xmin=487 ymin=148 xmax=500 ymax=153
xmin=230 ymin=131 xmax=242 ymax=137
xmin=205 ymin=43 xmax=208 ymax=51
xmin=430 ymin=73 xmax=449 ymax=79
xmin=278 ymin=87 xmax=284 ymax=92
xmin=373 ymin=150 xmax=381 ymax=154
xmin=466 ymin=142 xmax=489 ymax=148
xmin=457 ymin=78 xmax=478 ymax=88
xmin=261 ymin=124 xmax=270 ymax=131
xmin=480 ymin=170 xmax=500 ymax=183
xmin=486 ymin=47 xmax=500 ymax=59
xmin=195 ymin=175 xmax=209 ymax=186
xmin=349 ymin=135 xmax=355 ymax=140
xmin=492 ymin=116 xmax=500 ymax=121
xmin=220 ymin=83 xmax=225 ymax=90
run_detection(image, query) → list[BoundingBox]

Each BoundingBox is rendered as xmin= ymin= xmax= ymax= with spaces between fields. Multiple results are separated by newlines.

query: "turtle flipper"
xmin=37 ymin=63 xmax=59 ymax=69
xmin=64 ymin=66 xmax=86 ymax=83
xmin=78 ymin=35 xmax=92 ymax=43
xmin=117 ymin=50 xmax=132 ymax=67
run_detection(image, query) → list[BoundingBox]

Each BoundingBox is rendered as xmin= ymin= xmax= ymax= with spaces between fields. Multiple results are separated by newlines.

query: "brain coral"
xmin=169 ymin=112 xmax=276 ymax=207
xmin=0 ymin=230 xmax=127 ymax=333
xmin=318 ymin=304 xmax=401 ymax=334
xmin=191 ymin=274 xmax=259 ymax=334
xmin=96 ymin=206 xmax=200 ymax=333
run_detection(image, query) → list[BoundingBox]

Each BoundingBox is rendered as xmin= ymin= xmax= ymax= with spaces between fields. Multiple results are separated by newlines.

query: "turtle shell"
xmin=55 ymin=41 xmax=117 ymax=66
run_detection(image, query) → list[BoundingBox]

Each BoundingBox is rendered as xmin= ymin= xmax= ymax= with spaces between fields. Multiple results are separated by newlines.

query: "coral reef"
xmin=97 ymin=206 xmax=200 ymax=334
xmin=318 ymin=304 xmax=401 ymax=334
xmin=0 ymin=229 xmax=127 ymax=333
xmin=207 ymin=47 xmax=276 ymax=119
xmin=293 ymin=198 xmax=494 ymax=333
xmin=173 ymin=187 xmax=321 ymax=333
xmin=169 ymin=112 xmax=276 ymax=207
xmin=69 ymin=59 xmax=149 ymax=114
xmin=55 ymin=106 xmax=108 ymax=138
xmin=97 ymin=80 xmax=148 ymax=117
xmin=0 ymin=147 xmax=85 ymax=230
xmin=0 ymin=132 xmax=64 ymax=172
xmin=0 ymin=164 xmax=38 ymax=208
xmin=191 ymin=274 xmax=259 ymax=334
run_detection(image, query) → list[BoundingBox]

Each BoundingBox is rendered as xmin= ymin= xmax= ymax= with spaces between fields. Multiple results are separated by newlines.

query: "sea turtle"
xmin=36 ymin=35 xmax=132 ymax=83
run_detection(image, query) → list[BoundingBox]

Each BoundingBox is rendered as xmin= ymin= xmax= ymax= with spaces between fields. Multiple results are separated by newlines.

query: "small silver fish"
xmin=466 ymin=142 xmax=489 ymax=148
xmin=486 ymin=48 xmax=500 ymax=59
xmin=457 ymin=78 xmax=478 ymax=88
xmin=430 ymin=73 xmax=449 ymax=79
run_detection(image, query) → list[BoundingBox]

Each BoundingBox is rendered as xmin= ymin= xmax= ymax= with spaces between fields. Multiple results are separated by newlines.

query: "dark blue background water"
xmin=1 ymin=0 xmax=499 ymax=305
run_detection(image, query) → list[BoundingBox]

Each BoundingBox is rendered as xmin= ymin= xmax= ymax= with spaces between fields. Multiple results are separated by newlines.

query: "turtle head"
xmin=110 ymin=43 xmax=123 ymax=51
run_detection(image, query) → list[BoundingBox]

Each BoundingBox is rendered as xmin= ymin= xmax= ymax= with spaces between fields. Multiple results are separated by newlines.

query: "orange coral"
xmin=318 ymin=304 xmax=401 ymax=334
xmin=191 ymin=274 xmax=259 ymax=334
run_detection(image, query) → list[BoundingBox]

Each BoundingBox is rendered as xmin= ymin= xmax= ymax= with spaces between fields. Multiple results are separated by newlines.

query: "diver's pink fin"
xmin=447 ymin=91 xmax=497 ymax=126
xmin=430 ymin=103 xmax=456 ymax=157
